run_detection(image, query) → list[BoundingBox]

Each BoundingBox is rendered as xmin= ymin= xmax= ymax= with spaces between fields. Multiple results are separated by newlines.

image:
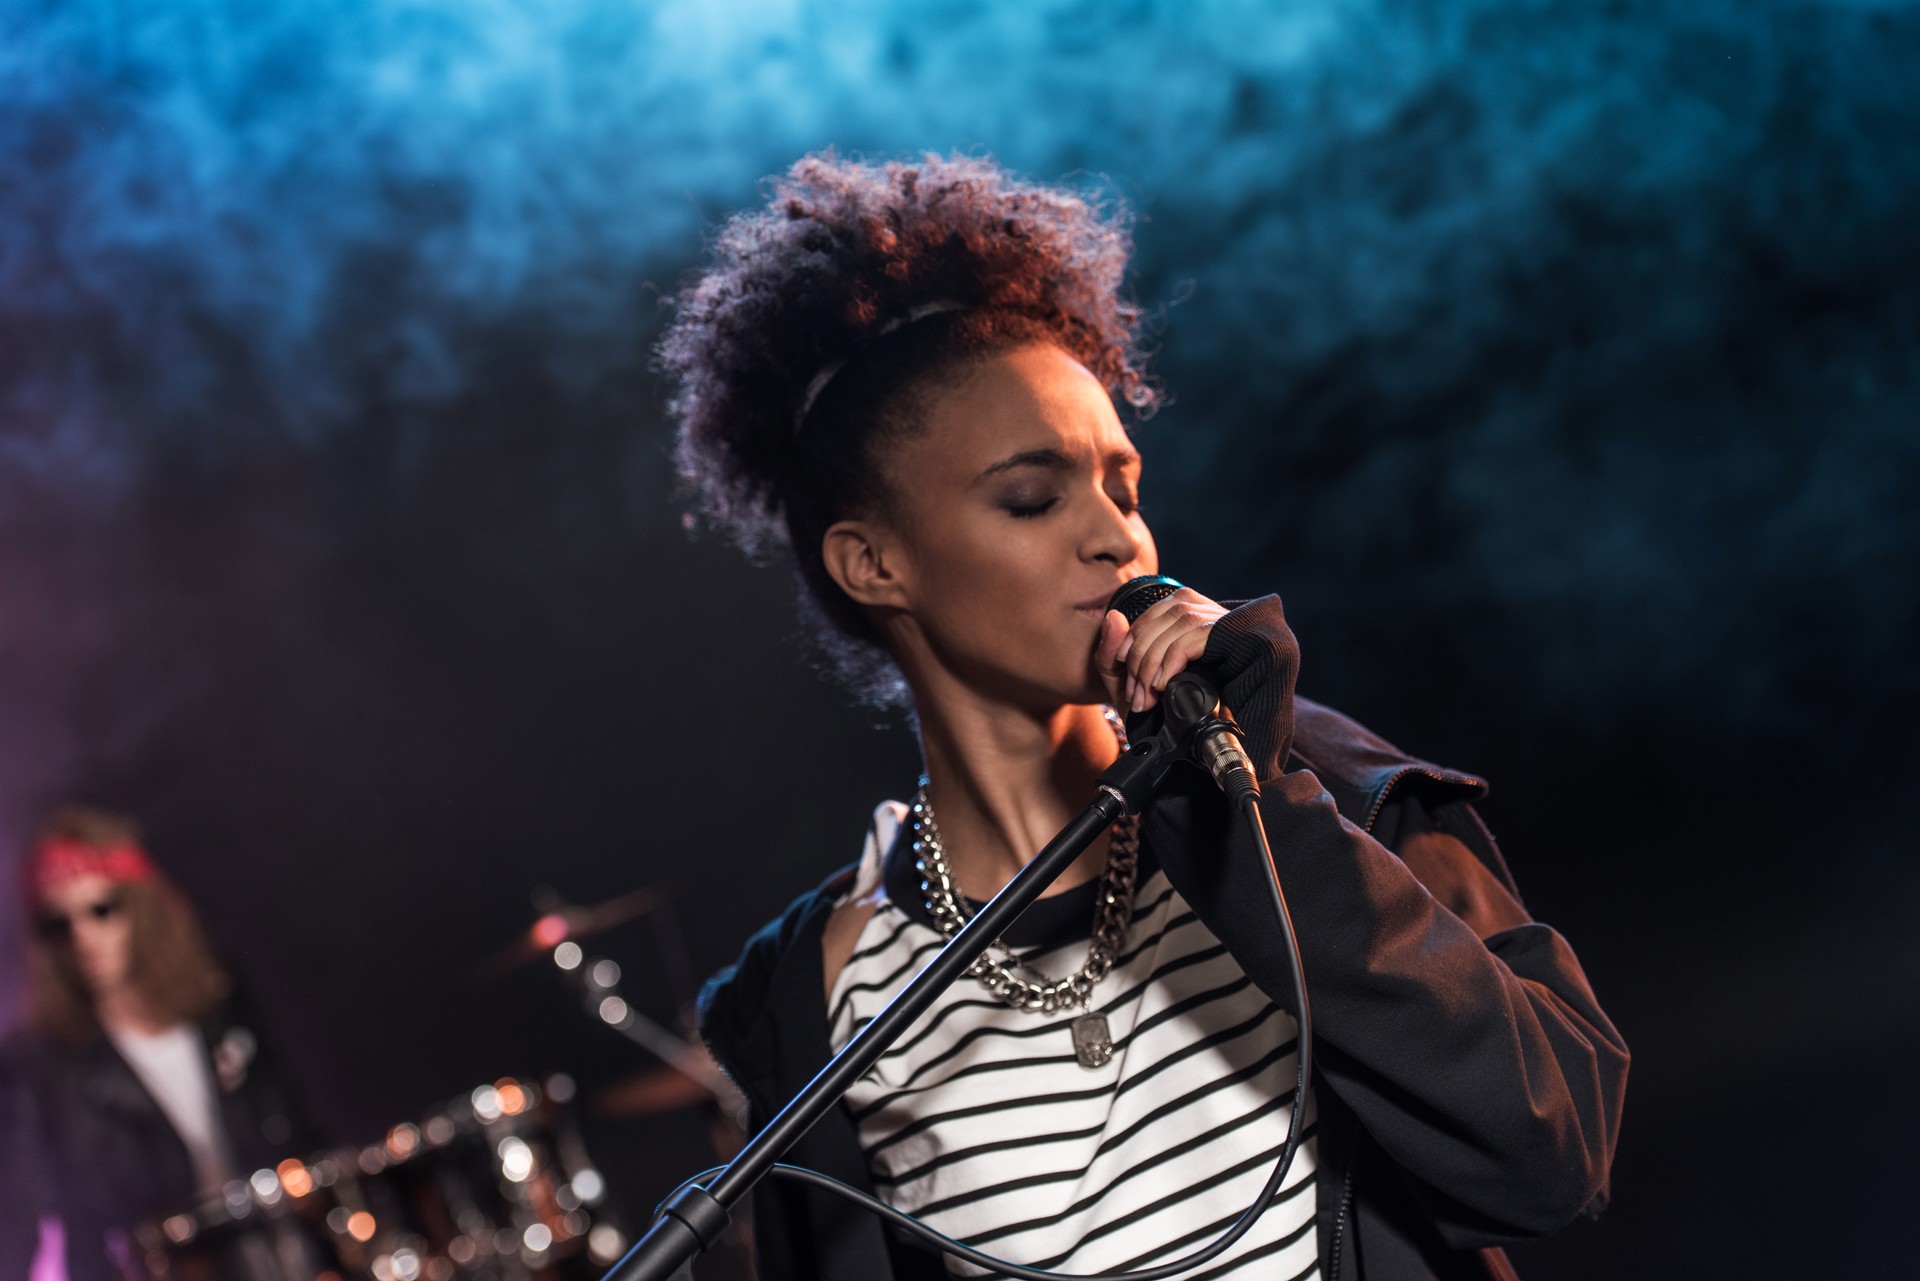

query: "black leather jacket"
xmin=0 ymin=993 xmax=313 ymax=1281
xmin=697 ymin=596 xmax=1630 ymax=1281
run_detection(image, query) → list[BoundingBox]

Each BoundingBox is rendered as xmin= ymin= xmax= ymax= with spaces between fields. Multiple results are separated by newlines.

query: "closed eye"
xmin=1006 ymin=498 xmax=1060 ymax=519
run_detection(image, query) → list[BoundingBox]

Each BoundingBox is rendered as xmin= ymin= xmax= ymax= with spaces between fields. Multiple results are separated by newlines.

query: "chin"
xmin=978 ymin=662 xmax=1101 ymax=716
xmin=1046 ymin=667 xmax=1117 ymax=713
xmin=965 ymin=626 xmax=1110 ymax=711
xmin=1072 ymin=672 xmax=1115 ymax=709
xmin=80 ymin=962 xmax=129 ymax=992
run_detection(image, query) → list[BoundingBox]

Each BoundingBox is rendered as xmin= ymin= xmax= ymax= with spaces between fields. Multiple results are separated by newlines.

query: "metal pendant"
xmin=1071 ymin=1010 xmax=1113 ymax=1070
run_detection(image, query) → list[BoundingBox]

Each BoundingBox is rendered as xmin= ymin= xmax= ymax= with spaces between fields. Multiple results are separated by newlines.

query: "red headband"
xmin=29 ymin=835 xmax=158 ymax=901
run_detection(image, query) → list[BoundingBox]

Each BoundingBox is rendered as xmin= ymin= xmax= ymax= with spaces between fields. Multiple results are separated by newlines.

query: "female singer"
xmin=0 ymin=806 xmax=311 ymax=1281
xmin=666 ymin=153 xmax=1627 ymax=1281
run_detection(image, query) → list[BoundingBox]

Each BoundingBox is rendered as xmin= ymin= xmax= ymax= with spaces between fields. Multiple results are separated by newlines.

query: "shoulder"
xmin=0 ymin=1027 xmax=124 ymax=1120
xmin=1292 ymin=696 xmax=1527 ymax=907
xmin=821 ymin=883 xmax=886 ymax=1000
xmin=1289 ymin=695 xmax=1488 ymax=823
xmin=697 ymin=800 xmax=910 ymax=1085
xmin=820 ymin=798 xmax=906 ymax=996
xmin=697 ymin=863 xmax=853 ymax=1062
xmin=0 ymin=1026 xmax=93 ymax=1080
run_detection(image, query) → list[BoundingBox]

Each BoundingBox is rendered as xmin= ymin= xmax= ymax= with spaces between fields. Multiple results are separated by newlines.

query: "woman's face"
xmin=39 ymin=872 xmax=136 ymax=999
xmin=872 ymin=342 xmax=1159 ymax=709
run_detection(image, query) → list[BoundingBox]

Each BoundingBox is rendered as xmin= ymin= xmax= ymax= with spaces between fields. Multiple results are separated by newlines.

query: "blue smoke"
xmin=2 ymin=8 xmax=1917 ymax=1269
xmin=5 ymin=0 xmax=1912 ymax=724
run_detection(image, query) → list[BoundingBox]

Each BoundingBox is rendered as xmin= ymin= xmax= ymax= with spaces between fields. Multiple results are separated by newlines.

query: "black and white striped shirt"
xmin=827 ymin=802 xmax=1319 ymax=1280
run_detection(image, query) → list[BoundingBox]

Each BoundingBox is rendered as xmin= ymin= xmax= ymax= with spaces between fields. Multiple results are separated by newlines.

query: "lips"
xmin=1072 ymin=588 xmax=1127 ymax=615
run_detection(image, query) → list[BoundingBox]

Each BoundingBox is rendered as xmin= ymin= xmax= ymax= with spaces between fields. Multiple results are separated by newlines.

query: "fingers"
xmin=1111 ymin=589 xmax=1227 ymax=712
xmin=1096 ymin=609 xmax=1128 ymax=671
xmin=1134 ymin=626 xmax=1213 ymax=708
xmin=1095 ymin=610 xmax=1130 ymax=708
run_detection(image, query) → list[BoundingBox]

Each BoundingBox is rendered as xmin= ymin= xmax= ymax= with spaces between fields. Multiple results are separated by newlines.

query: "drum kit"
xmin=128 ymin=889 xmax=743 ymax=1281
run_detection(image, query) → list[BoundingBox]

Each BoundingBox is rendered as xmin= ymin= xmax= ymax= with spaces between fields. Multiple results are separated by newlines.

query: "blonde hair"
xmin=25 ymin=806 xmax=231 ymax=1045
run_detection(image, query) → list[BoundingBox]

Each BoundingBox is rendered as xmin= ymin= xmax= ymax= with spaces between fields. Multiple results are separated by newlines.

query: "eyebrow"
xmin=975 ymin=446 xmax=1140 ymax=482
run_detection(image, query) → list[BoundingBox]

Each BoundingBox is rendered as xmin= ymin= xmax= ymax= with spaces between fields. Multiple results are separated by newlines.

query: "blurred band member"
xmin=0 ymin=806 xmax=310 ymax=1281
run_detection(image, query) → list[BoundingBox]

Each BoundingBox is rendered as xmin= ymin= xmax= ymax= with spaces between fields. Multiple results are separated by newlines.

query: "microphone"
xmin=1107 ymin=576 xmax=1260 ymax=802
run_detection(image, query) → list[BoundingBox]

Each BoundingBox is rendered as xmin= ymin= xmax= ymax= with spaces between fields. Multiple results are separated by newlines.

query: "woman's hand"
xmin=1095 ymin=587 xmax=1229 ymax=713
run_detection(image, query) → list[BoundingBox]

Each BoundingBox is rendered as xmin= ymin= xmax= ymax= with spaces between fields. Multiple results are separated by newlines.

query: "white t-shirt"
xmin=827 ymin=802 xmax=1319 ymax=1280
xmin=108 ymin=1023 xmax=234 ymax=1199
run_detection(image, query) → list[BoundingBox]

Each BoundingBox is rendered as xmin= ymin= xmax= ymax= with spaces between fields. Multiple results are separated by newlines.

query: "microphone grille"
xmin=1108 ymin=575 xmax=1185 ymax=623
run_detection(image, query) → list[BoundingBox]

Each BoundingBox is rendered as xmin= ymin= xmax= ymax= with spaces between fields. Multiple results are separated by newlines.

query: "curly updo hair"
xmin=662 ymin=152 xmax=1162 ymax=706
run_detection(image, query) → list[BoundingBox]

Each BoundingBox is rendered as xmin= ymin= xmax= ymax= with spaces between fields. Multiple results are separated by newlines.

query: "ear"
xmin=821 ymin=517 xmax=912 ymax=612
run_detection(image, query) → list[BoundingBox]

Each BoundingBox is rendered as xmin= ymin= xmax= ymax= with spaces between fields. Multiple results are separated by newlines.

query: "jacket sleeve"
xmin=1144 ymin=595 xmax=1630 ymax=1247
xmin=0 ymin=1043 xmax=47 ymax=1277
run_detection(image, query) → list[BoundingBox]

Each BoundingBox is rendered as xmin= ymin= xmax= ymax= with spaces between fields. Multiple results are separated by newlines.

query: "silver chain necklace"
xmin=912 ymin=708 xmax=1138 ymax=1070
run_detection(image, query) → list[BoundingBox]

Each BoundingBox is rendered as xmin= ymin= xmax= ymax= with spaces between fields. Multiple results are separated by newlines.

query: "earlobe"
xmin=822 ymin=519 xmax=909 ymax=610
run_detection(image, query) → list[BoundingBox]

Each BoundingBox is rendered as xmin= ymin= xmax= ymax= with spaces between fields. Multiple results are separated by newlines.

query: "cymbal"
xmin=590 ymin=1064 xmax=717 ymax=1118
xmin=472 ymin=887 xmax=665 ymax=981
xmin=591 ymin=1043 xmax=747 ymax=1126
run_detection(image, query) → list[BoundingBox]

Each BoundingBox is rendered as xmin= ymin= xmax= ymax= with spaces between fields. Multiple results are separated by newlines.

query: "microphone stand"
xmin=601 ymin=689 xmax=1228 ymax=1281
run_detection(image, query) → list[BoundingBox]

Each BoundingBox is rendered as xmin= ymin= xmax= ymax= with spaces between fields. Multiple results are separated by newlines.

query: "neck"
xmin=95 ymin=986 xmax=169 ymax=1036
xmin=909 ymin=674 xmax=1122 ymax=902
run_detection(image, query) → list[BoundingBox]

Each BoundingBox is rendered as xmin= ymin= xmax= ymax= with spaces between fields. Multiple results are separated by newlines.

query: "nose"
xmin=1083 ymin=489 xmax=1146 ymax=571
xmin=71 ymin=917 xmax=119 ymax=956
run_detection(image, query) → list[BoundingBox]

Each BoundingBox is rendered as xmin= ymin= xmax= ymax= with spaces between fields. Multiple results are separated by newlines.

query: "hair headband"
xmin=792 ymin=300 xmax=970 ymax=433
xmin=29 ymin=835 xmax=158 ymax=901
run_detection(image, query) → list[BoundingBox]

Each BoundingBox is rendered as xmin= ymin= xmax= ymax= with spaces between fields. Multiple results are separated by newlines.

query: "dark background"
xmin=4 ymin=1 xmax=1917 ymax=1276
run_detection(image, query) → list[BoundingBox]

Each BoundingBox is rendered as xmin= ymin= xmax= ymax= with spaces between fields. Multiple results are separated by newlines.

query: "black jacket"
xmin=698 ymin=596 xmax=1629 ymax=1281
xmin=0 ymin=994 xmax=313 ymax=1281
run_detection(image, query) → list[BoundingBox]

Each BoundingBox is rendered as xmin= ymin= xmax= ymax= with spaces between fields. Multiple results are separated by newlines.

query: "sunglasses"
xmin=36 ymin=896 xmax=125 ymax=939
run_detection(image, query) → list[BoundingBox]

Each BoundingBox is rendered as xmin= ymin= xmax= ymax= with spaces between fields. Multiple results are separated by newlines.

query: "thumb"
xmin=1095 ymin=609 xmax=1130 ymax=706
